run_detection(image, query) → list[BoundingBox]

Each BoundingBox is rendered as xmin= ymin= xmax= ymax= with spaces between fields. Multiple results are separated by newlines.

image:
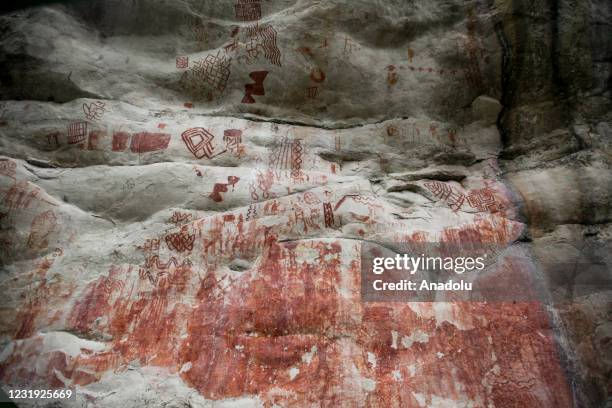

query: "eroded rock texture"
xmin=0 ymin=0 xmax=609 ymax=407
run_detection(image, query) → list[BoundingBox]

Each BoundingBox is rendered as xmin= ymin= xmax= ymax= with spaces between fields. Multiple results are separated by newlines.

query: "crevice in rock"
xmin=494 ymin=21 xmax=512 ymax=150
xmin=213 ymin=113 xmax=411 ymax=131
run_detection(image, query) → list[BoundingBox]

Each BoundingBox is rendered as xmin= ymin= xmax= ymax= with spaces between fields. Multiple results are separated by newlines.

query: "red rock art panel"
xmin=209 ymin=176 xmax=240 ymax=202
xmin=137 ymin=255 xmax=191 ymax=288
xmin=287 ymin=202 xmax=319 ymax=234
xmin=408 ymin=48 xmax=415 ymax=62
xmin=305 ymin=86 xmax=318 ymax=99
xmin=424 ymin=180 xmax=466 ymax=211
xmin=193 ymin=165 xmax=204 ymax=177
xmin=26 ymin=210 xmax=57 ymax=250
xmin=45 ymin=131 xmax=60 ymax=150
xmin=235 ymin=0 xmax=261 ymax=21
xmin=268 ymin=137 xmax=305 ymax=180
xmin=3 ymin=249 xmax=66 ymax=341
xmin=249 ymin=169 xmax=274 ymax=201
xmin=310 ymin=67 xmax=325 ymax=83
xmin=0 ymin=185 xmax=569 ymax=407
xmin=0 ymin=159 xmax=16 ymax=179
xmin=165 ymin=226 xmax=195 ymax=253
xmin=176 ymin=56 xmax=189 ymax=69
xmin=386 ymin=65 xmax=398 ymax=86
xmin=7 ymin=234 xmax=570 ymax=407
xmin=190 ymin=17 xmax=207 ymax=49
xmin=323 ymin=202 xmax=335 ymax=228
xmin=467 ymin=187 xmax=505 ymax=213
xmin=84 ymin=130 xmax=105 ymax=150
xmin=181 ymin=128 xmax=225 ymax=159
xmin=303 ymin=191 xmax=321 ymax=205
xmin=129 ymin=132 xmax=171 ymax=153
xmin=111 ymin=131 xmax=130 ymax=151
xmin=393 ymin=121 xmax=459 ymax=146
xmin=82 ymin=101 xmax=106 ymax=121
xmin=425 ymin=181 xmax=506 ymax=214
xmin=243 ymin=24 xmax=281 ymax=66
xmin=242 ymin=70 xmax=268 ymax=104
xmin=341 ymin=35 xmax=360 ymax=55
xmin=140 ymin=238 xmax=160 ymax=254
xmin=246 ymin=203 xmax=258 ymax=220
xmin=461 ymin=10 xmax=485 ymax=91
xmin=3 ymin=180 xmax=57 ymax=212
xmin=67 ymin=122 xmax=88 ymax=145
xmin=223 ymin=129 xmax=244 ymax=156
xmin=12 ymin=257 xmax=57 ymax=339
xmin=190 ymin=52 xmax=232 ymax=93
xmin=169 ymin=211 xmax=193 ymax=226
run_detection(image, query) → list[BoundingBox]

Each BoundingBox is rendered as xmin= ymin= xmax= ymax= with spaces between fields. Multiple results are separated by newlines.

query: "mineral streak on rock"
xmin=0 ymin=0 xmax=610 ymax=407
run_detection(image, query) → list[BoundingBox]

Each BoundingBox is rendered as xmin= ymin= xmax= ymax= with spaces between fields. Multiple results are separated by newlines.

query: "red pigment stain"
xmin=112 ymin=132 xmax=130 ymax=151
xmin=12 ymin=257 xmax=74 ymax=340
xmin=310 ymin=67 xmax=326 ymax=83
xmin=68 ymin=266 xmax=124 ymax=334
xmin=209 ymin=176 xmax=240 ymax=202
xmin=441 ymin=216 xmax=523 ymax=245
xmin=296 ymin=46 xmax=313 ymax=56
xmin=4 ymin=215 xmax=572 ymax=407
xmin=129 ymin=132 xmax=171 ymax=153
xmin=86 ymin=130 xmax=105 ymax=150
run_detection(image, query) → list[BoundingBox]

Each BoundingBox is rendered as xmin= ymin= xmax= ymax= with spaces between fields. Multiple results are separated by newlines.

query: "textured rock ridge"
xmin=0 ymin=0 xmax=609 ymax=407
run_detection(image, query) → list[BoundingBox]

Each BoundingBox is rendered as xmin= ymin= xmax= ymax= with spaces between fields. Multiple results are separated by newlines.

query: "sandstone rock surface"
xmin=0 ymin=0 xmax=610 ymax=407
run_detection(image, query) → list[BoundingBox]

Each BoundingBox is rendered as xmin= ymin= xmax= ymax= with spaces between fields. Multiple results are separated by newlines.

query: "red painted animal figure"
xmin=209 ymin=176 xmax=240 ymax=202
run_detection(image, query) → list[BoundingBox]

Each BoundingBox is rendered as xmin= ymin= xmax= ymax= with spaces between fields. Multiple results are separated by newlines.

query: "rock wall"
xmin=0 ymin=0 xmax=609 ymax=407
xmin=496 ymin=0 xmax=612 ymax=405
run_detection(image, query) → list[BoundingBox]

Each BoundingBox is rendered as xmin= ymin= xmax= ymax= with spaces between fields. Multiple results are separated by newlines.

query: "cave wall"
xmin=0 ymin=0 xmax=609 ymax=406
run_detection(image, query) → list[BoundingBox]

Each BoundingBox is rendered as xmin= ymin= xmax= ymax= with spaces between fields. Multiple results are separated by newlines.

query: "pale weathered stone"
xmin=0 ymin=0 xmax=609 ymax=407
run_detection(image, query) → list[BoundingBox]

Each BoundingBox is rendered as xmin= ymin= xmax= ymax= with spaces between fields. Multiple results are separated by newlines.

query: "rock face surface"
xmin=0 ymin=0 xmax=609 ymax=407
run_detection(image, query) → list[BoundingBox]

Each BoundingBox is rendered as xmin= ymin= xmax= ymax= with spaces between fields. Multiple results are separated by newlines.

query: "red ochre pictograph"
xmin=82 ymin=101 xmax=106 ymax=121
xmin=235 ymin=0 xmax=261 ymax=21
xmin=27 ymin=210 xmax=57 ymax=250
xmin=165 ymin=226 xmax=195 ymax=253
xmin=129 ymin=132 xmax=171 ymax=153
xmin=223 ymin=129 xmax=242 ymax=152
xmin=424 ymin=180 xmax=505 ymax=213
xmin=268 ymin=137 xmax=304 ymax=175
xmin=0 ymin=160 xmax=16 ymax=179
xmin=310 ymin=67 xmax=325 ymax=83
xmin=111 ymin=132 xmax=130 ymax=151
xmin=323 ymin=202 xmax=335 ymax=228
xmin=67 ymin=122 xmax=88 ymax=145
xmin=191 ymin=51 xmax=232 ymax=92
xmin=305 ymin=86 xmax=318 ymax=99
xmin=209 ymin=176 xmax=240 ymax=202
xmin=181 ymin=128 xmax=218 ymax=159
xmin=176 ymin=56 xmax=189 ymax=69
xmin=242 ymin=71 xmax=268 ymax=104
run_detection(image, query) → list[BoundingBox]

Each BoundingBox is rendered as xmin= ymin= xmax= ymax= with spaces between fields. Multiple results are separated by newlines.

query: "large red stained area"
xmin=0 ymin=213 xmax=573 ymax=407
